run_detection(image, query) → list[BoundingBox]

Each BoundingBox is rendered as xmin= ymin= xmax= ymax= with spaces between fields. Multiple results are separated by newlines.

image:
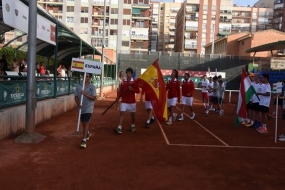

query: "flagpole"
xmin=76 ymin=72 xmax=87 ymax=132
xmin=101 ymin=88 xmax=129 ymax=115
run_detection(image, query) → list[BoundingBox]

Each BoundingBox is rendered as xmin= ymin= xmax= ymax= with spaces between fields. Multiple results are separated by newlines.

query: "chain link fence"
xmin=118 ymin=52 xmax=270 ymax=90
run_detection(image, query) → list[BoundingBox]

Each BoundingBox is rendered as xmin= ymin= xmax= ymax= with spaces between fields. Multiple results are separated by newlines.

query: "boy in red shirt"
xmin=178 ymin=73 xmax=195 ymax=120
xmin=114 ymin=68 xmax=140 ymax=134
xmin=166 ymin=69 xmax=180 ymax=125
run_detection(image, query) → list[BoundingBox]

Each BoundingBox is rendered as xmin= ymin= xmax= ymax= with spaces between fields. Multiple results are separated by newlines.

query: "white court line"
xmin=156 ymin=118 xmax=170 ymax=145
xmin=170 ymin=143 xmax=285 ymax=150
xmin=176 ymin=107 xmax=229 ymax=146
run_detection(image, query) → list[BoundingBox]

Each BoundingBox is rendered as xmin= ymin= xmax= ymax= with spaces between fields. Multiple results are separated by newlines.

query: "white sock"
xmin=146 ymin=119 xmax=150 ymax=123
xmin=82 ymin=138 xmax=87 ymax=142
xmin=118 ymin=125 xmax=122 ymax=129
xmin=169 ymin=117 xmax=172 ymax=121
xmin=151 ymin=116 xmax=154 ymax=119
xmin=181 ymin=113 xmax=184 ymax=117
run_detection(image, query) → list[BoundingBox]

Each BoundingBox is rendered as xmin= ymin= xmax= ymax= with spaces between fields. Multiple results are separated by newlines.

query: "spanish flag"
xmin=72 ymin=60 xmax=84 ymax=70
xmin=137 ymin=59 xmax=168 ymax=121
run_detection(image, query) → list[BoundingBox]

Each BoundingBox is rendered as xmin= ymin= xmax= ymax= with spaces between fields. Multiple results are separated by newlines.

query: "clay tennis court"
xmin=1 ymin=90 xmax=285 ymax=190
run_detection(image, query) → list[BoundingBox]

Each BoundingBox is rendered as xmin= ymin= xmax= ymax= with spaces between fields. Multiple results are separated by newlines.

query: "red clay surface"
xmin=1 ymin=90 xmax=285 ymax=190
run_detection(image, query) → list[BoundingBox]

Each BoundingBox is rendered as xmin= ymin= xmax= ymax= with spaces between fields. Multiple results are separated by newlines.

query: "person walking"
xmin=114 ymin=68 xmax=140 ymax=134
xmin=166 ymin=69 xmax=180 ymax=125
xmin=74 ymin=73 xmax=97 ymax=149
xmin=178 ymin=73 xmax=195 ymax=121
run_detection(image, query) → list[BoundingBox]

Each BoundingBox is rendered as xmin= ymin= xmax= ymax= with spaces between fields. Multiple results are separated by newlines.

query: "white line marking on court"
xmin=176 ymin=107 xmax=229 ymax=146
xmin=156 ymin=119 xmax=170 ymax=145
xmin=169 ymin=143 xmax=285 ymax=149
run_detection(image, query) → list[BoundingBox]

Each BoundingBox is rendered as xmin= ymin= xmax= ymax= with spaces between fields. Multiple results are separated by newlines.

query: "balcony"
xmin=92 ymin=0 xmax=110 ymax=6
xmin=185 ymin=6 xmax=199 ymax=13
xmin=185 ymin=35 xmax=198 ymax=39
xmin=274 ymin=0 xmax=284 ymax=4
xmin=185 ymin=44 xmax=197 ymax=49
xmin=132 ymin=14 xmax=150 ymax=20
xmin=91 ymin=33 xmax=104 ymax=37
xmin=131 ymin=35 xmax=148 ymax=40
xmin=132 ymin=3 xmax=150 ymax=9
xmin=93 ymin=12 xmax=109 ymax=17
xmin=273 ymin=13 xmax=283 ymax=18
xmin=219 ymin=19 xmax=232 ymax=23
xmin=220 ymin=10 xmax=232 ymax=15
xmin=231 ymin=26 xmax=251 ymax=32
xmin=185 ymin=26 xmax=198 ymax=31
xmin=232 ymin=13 xmax=251 ymax=18
xmin=46 ymin=0 xmax=63 ymax=5
xmin=185 ymin=15 xmax=198 ymax=21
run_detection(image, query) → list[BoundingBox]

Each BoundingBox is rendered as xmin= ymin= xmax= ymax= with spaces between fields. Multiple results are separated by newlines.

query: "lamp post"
xmin=211 ymin=24 xmax=215 ymax=59
xmin=100 ymin=0 xmax=107 ymax=97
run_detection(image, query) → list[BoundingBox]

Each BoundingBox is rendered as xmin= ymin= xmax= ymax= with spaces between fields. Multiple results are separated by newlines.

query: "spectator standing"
xmin=12 ymin=58 xmax=19 ymax=73
xmin=19 ymin=59 xmax=27 ymax=73
xmin=74 ymin=73 xmax=97 ymax=149
xmin=40 ymin=62 xmax=45 ymax=76
xmin=0 ymin=55 xmax=9 ymax=75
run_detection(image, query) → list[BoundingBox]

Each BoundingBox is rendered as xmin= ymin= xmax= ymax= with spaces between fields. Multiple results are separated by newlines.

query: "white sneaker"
xmin=279 ymin=137 xmax=285 ymax=141
xmin=190 ymin=113 xmax=195 ymax=119
xmin=209 ymin=108 xmax=215 ymax=111
xmin=173 ymin=113 xmax=177 ymax=121
xmin=166 ymin=120 xmax=172 ymax=125
xmin=178 ymin=116 xmax=184 ymax=121
xmin=279 ymin=134 xmax=285 ymax=138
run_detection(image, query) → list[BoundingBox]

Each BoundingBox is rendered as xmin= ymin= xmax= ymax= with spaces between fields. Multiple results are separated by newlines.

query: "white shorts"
xmin=145 ymin=101 xmax=153 ymax=109
xmin=181 ymin=96 xmax=193 ymax=106
xmin=120 ymin=103 xmax=136 ymax=112
xmin=168 ymin=97 xmax=178 ymax=107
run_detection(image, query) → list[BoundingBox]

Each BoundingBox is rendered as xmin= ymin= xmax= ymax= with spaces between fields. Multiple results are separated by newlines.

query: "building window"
xmin=67 ymin=6 xmax=74 ymax=12
xmin=111 ymin=8 xmax=118 ymax=14
xmin=203 ymin=5 xmax=207 ymax=11
xmin=111 ymin=19 xmax=118 ymax=25
xmin=132 ymin=31 xmax=136 ymax=35
xmin=110 ymin=30 xmax=117 ymax=35
xmin=122 ymin=41 xmax=129 ymax=47
xmin=124 ymin=0 xmax=131 ymax=4
xmin=123 ymin=19 xmax=131 ymax=25
xmin=81 ymin=17 xmax=88 ymax=23
xmin=81 ymin=7 xmax=88 ymax=13
xmin=67 ymin=17 xmax=74 ymax=23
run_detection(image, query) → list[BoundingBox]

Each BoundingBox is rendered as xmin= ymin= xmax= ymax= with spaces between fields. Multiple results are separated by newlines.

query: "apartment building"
xmin=175 ymin=0 xmax=233 ymax=54
xmin=37 ymin=0 xmax=151 ymax=54
xmin=231 ymin=6 xmax=273 ymax=33
xmin=174 ymin=0 xmax=275 ymax=55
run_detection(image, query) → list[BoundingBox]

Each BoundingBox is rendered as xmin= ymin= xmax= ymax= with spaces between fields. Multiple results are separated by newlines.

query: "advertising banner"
xmin=2 ymin=0 xmax=56 ymax=45
xmin=0 ymin=82 xmax=26 ymax=107
xmin=36 ymin=81 xmax=54 ymax=98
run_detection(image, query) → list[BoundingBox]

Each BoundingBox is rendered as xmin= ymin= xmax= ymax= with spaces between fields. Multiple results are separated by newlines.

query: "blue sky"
xmin=163 ymin=0 xmax=257 ymax=7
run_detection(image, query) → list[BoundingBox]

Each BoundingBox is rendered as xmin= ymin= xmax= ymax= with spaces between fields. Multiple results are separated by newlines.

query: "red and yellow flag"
xmin=72 ymin=60 xmax=85 ymax=70
xmin=137 ymin=59 xmax=168 ymax=121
